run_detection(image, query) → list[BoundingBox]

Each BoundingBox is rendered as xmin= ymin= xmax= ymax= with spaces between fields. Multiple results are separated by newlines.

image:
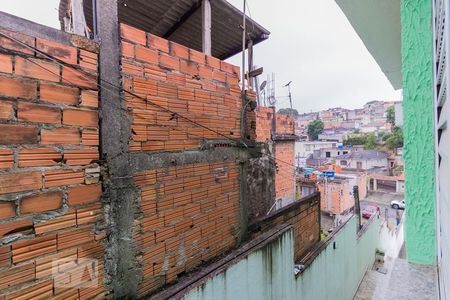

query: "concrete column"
xmin=373 ymin=178 xmax=378 ymax=191
xmin=96 ymin=1 xmax=141 ymax=297
xmin=201 ymin=0 xmax=211 ymax=55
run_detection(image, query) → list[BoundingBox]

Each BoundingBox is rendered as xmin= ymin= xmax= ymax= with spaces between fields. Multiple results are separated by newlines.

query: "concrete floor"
xmin=354 ymin=242 xmax=438 ymax=300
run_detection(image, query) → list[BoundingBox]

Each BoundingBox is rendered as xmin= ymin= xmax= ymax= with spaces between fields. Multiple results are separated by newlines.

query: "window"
xmin=340 ymin=160 xmax=347 ymax=166
xmin=343 ymin=151 xmax=348 ymax=154
xmin=325 ymin=151 xmax=331 ymax=158
xmin=357 ymin=161 xmax=363 ymax=169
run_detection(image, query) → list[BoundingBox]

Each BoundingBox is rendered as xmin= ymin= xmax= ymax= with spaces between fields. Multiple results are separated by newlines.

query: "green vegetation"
xmin=343 ymin=134 xmax=369 ymax=146
xmin=386 ymin=105 xmax=395 ymax=125
xmin=363 ymin=133 xmax=377 ymax=150
xmin=277 ymin=108 xmax=299 ymax=116
xmin=383 ymin=127 xmax=403 ymax=150
xmin=307 ymin=120 xmax=324 ymax=141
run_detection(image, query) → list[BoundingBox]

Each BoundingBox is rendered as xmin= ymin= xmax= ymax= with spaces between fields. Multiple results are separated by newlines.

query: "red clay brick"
xmin=160 ymin=53 xmax=180 ymax=70
xmin=0 ymin=101 xmax=14 ymax=120
xmin=79 ymin=50 xmax=98 ymax=71
xmin=5 ymin=279 xmax=53 ymax=300
xmin=39 ymin=83 xmax=79 ymax=105
xmin=64 ymin=148 xmax=99 ymax=166
xmin=0 ymin=124 xmax=38 ymax=145
xmin=135 ymin=45 xmax=158 ymax=64
xmin=44 ymin=169 xmax=84 ymax=188
xmin=21 ymin=191 xmax=63 ymax=214
xmin=80 ymin=90 xmax=98 ymax=108
xmin=12 ymin=234 xmax=57 ymax=263
xmin=122 ymin=41 xmax=135 ymax=58
xmin=0 ymin=29 xmax=34 ymax=55
xmin=34 ymin=211 xmax=76 ymax=235
xmin=0 ymin=201 xmax=15 ymax=219
xmin=0 ymin=54 xmax=13 ymax=73
xmin=148 ymin=34 xmax=169 ymax=52
xmin=170 ymin=42 xmax=189 ymax=60
xmin=0 ymin=149 xmax=13 ymax=169
xmin=19 ymin=147 xmax=61 ymax=167
xmin=36 ymin=38 xmax=77 ymax=64
xmin=0 ymin=171 xmax=42 ymax=195
xmin=63 ymin=108 xmax=98 ymax=127
xmin=0 ymin=262 xmax=35 ymax=290
xmin=206 ymin=55 xmax=221 ymax=69
xmin=68 ymin=185 xmax=101 ymax=206
xmin=57 ymin=226 xmax=95 ymax=250
xmin=134 ymin=77 xmax=157 ymax=95
xmin=62 ymin=66 xmax=97 ymax=89
xmin=15 ymin=56 xmax=60 ymax=82
xmin=0 ymin=218 xmax=33 ymax=238
xmin=18 ymin=102 xmax=61 ymax=124
xmin=189 ymin=49 xmax=205 ymax=64
xmin=82 ymin=129 xmax=99 ymax=146
xmin=0 ymin=76 xmax=36 ymax=99
xmin=120 ymin=23 xmax=146 ymax=45
xmin=180 ymin=60 xmax=199 ymax=76
xmin=41 ymin=128 xmax=80 ymax=145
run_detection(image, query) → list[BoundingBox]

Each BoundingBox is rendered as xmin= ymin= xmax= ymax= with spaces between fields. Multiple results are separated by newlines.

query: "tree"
xmin=344 ymin=134 xmax=367 ymax=146
xmin=386 ymin=106 xmax=395 ymax=126
xmin=278 ymin=108 xmax=299 ymax=116
xmin=364 ymin=133 xmax=377 ymax=150
xmin=307 ymin=120 xmax=324 ymax=141
xmin=385 ymin=127 xmax=403 ymax=150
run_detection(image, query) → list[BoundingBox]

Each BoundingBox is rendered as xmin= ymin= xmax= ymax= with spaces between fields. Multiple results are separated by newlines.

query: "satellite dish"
xmin=260 ymin=81 xmax=267 ymax=91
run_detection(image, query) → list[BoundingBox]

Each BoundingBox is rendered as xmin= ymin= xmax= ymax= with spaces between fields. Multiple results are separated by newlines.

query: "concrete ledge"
xmin=148 ymin=224 xmax=291 ymax=300
xmin=0 ymin=11 xmax=98 ymax=52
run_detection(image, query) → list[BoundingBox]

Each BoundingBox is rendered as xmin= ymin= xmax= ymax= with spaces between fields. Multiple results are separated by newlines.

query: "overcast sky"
xmin=1 ymin=0 xmax=401 ymax=113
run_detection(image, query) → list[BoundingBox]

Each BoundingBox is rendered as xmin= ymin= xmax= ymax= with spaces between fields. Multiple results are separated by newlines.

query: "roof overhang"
xmin=59 ymin=0 xmax=270 ymax=60
xmin=335 ymin=0 xmax=402 ymax=90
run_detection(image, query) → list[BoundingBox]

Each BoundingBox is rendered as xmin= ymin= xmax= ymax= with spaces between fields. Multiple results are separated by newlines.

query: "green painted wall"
xmin=400 ymin=0 xmax=436 ymax=264
xmin=183 ymin=216 xmax=379 ymax=300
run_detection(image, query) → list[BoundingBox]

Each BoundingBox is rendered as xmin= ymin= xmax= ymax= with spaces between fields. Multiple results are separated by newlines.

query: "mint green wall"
xmin=183 ymin=216 xmax=379 ymax=300
xmin=400 ymin=0 xmax=436 ymax=264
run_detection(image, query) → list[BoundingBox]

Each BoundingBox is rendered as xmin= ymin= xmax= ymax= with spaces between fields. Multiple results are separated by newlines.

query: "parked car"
xmin=361 ymin=204 xmax=380 ymax=219
xmin=391 ymin=199 xmax=405 ymax=209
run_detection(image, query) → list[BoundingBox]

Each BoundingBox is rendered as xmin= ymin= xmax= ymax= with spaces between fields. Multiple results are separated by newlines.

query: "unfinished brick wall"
xmin=118 ymin=23 xmax=244 ymax=296
xmin=134 ymin=160 xmax=239 ymax=296
xmin=275 ymin=142 xmax=295 ymax=204
xmin=119 ymin=24 xmax=242 ymax=152
xmin=255 ymin=106 xmax=274 ymax=142
xmin=250 ymin=193 xmax=320 ymax=261
xmin=275 ymin=114 xmax=295 ymax=136
xmin=0 ymin=28 xmax=104 ymax=299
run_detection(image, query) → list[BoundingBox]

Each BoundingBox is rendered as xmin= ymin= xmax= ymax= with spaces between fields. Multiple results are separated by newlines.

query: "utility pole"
xmin=283 ymin=81 xmax=293 ymax=109
xmin=353 ymin=185 xmax=362 ymax=231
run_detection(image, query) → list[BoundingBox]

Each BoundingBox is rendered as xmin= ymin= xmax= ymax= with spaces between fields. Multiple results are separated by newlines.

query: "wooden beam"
xmin=202 ymin=0 xmax=212 ymax=55
xmin=163 ymin=1 xmax=202 ymax=39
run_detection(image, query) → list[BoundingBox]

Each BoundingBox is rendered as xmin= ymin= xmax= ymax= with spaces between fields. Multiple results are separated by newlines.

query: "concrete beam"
xmin=96 ymin=0 xmax=141 ymax=297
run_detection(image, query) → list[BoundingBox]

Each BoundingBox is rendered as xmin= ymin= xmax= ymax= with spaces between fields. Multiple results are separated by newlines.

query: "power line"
xmin=0 ymin=31 xmax=301 ymax=172
xmin=0 ymin=31 xmax=241 ymax=147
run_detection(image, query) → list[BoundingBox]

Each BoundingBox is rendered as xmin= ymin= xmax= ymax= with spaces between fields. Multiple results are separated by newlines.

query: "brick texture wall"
xmin=119 ymin=24 xmax=244 ymax=296
xmin=275 ymin=114 xmax=295 ymax=135
xmin=250 ymin=193 xmax=320 ymax=261
xmin=275 ymin=142 xmax=295 ymax=202
xmin=255 ymin=106 xmax=274 ymax=142
xmin=119 ymin=24 xmax=242 ymax=152
xmin=134 ymin=161 xmax=240 ymax=296
xmin=0 ymin=28 xmax=104 ymax=299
